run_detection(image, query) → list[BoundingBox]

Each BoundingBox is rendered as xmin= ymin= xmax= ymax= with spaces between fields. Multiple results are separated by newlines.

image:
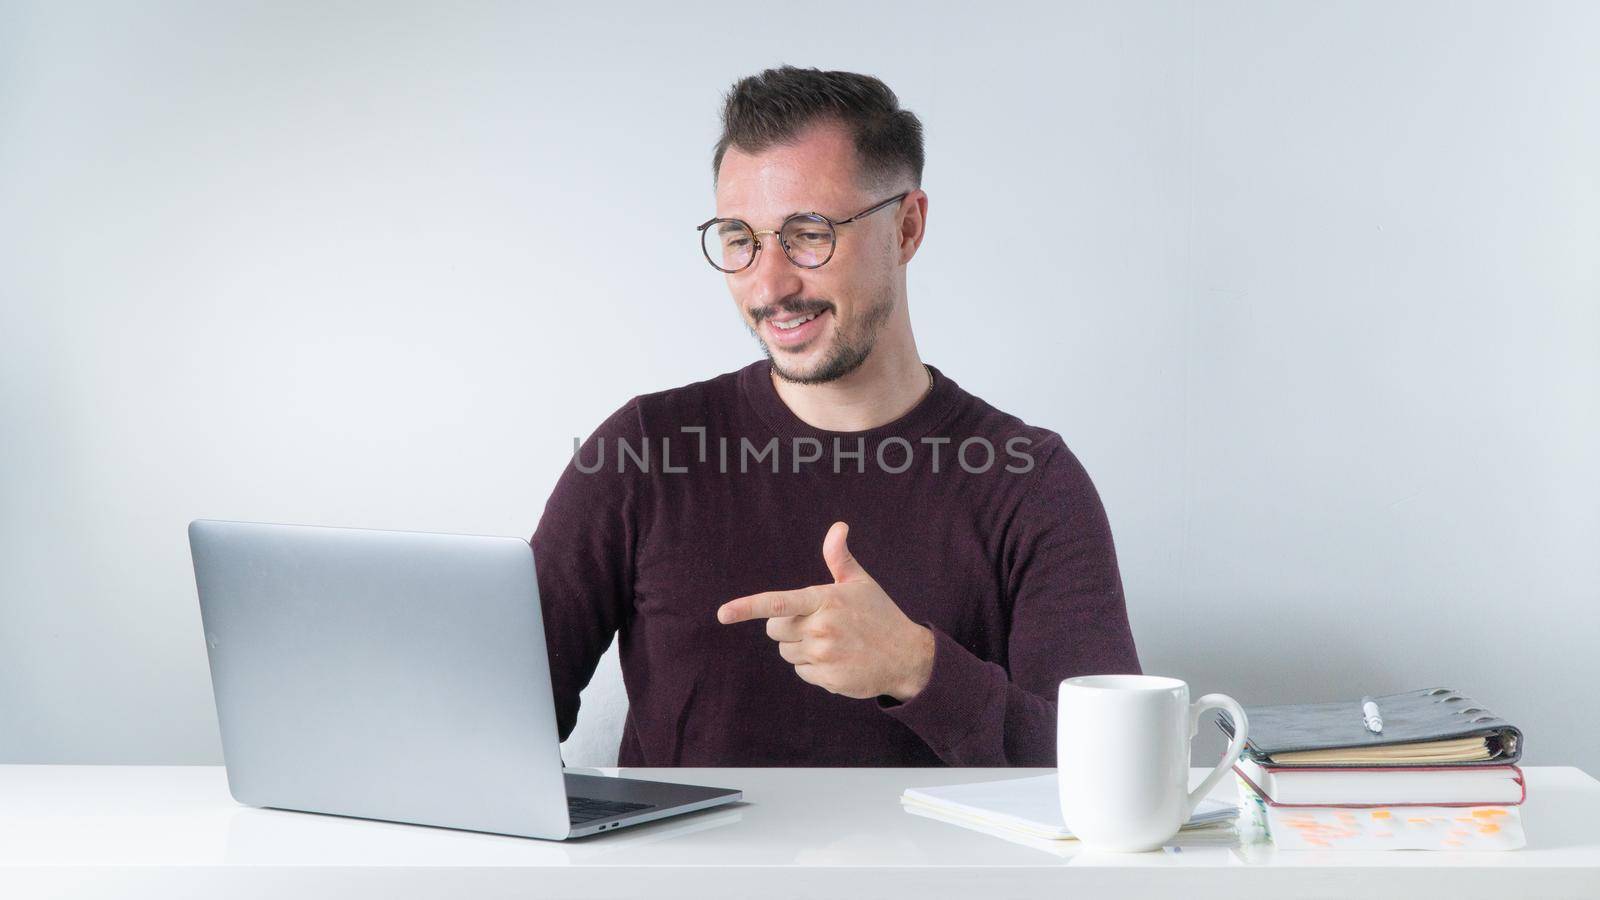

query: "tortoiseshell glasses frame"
xmin=696 ymin=191 xmax=910 ymax=273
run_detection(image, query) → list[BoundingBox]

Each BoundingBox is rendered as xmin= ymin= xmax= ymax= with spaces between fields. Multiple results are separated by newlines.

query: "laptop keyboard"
xmin=568 ymin=795 xmax=654 ymax=825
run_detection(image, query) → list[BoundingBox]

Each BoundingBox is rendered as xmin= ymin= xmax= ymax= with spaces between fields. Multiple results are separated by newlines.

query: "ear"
xmin=897 ymin=190 xmax=928 ymax=264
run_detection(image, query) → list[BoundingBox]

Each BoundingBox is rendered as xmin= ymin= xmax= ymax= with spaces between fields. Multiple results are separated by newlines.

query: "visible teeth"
xmin=773 ymin=312 xmax=818 ymax=331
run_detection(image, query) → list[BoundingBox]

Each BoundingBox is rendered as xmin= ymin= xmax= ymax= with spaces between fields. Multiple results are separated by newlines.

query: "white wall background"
xmin=2 ymin=0 xmax=1596 ymax=773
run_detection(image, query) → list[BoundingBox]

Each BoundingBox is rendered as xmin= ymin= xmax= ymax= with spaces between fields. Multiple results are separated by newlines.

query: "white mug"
xmin=1056 ymin=674 xmax=1249 ymax=852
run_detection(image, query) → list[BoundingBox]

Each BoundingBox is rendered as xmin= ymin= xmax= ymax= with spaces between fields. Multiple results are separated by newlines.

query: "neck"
xmin=770 ymin=329 xmax=928 ymax=432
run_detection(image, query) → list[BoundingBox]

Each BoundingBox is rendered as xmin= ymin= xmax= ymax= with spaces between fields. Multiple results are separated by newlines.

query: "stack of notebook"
xmin=1220 ymin=687 xmax=1527 ymax=850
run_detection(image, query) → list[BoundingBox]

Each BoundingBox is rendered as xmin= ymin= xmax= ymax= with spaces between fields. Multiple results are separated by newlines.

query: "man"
xmin=532 ymin=65 xmax=1140 ymax=767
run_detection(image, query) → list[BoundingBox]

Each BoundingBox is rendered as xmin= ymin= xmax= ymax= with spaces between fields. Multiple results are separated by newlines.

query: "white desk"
xmin=2 ymin=765 xmax=1597 ymax=899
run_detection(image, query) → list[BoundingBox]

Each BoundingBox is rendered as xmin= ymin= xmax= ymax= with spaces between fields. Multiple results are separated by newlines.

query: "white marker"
xmin=1361 ymin=696 xmax=1384 ymax=734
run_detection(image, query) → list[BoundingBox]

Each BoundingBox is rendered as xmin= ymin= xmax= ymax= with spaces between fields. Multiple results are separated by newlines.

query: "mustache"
xmin=749 ymin=299 xmax=833 ymax=323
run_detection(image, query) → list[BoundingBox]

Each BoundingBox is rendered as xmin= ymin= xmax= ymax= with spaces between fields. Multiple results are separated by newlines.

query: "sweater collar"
xmin=738 ymin=358 xmax=963 ymax=443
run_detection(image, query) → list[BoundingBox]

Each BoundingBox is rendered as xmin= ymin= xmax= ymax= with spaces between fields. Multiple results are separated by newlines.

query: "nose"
xmin=741 ymin=231 xmax=806 ymax=311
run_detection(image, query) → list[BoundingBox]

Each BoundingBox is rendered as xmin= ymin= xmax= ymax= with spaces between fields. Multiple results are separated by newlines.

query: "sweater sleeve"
xmin=877 ymin=437 xmax=1141 ymax=765
xmin=530 ymin=397 xmax=648 ymax=743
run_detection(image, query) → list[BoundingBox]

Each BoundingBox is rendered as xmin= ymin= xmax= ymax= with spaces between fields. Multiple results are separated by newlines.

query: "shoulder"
xmin=627 ymin=366 xmax=749 ymax=435
xmin=942 ymin=375 xmax=1075 ymax=475
xmin=584 ymin=365 xmax=750 ymax=441
xmin=943 ymin=375 xmax=1107 ymax=517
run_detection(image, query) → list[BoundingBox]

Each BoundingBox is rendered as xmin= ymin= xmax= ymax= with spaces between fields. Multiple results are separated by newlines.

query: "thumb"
xmin=822 ymin=521 xmax=869 ymax=583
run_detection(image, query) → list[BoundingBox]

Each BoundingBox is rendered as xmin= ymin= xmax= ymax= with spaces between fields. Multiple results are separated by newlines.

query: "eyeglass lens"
xmin=704 ymin=215 xmax=834 ymax=272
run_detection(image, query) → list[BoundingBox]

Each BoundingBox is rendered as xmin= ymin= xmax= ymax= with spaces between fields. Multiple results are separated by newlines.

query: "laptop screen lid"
xmin=189 ymin=519 xmax=573 ymax=839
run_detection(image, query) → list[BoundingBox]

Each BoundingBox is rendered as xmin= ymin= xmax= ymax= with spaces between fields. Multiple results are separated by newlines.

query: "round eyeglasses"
xmin=696 ymin=191 xmax=909 ymax=273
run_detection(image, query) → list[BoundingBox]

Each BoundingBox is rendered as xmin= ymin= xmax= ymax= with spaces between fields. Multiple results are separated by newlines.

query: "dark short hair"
xmin=711 ymin=65 xmax=925 ymax=192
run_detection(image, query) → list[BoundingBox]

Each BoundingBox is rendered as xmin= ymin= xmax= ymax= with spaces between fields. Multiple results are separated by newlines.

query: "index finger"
xmin=716 ymin=587 xmax=823 ymax=624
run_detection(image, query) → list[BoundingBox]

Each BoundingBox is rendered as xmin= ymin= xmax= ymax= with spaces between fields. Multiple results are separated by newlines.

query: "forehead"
xmin=715 ymin=120 xmax=865 ymax=223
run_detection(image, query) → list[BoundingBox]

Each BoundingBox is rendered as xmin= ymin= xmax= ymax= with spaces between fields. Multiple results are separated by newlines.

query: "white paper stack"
xmin=900 ymin=773 xmax=1238 ymax=848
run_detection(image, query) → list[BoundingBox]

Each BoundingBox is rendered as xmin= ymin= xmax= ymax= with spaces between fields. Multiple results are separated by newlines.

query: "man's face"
xmin=713 ymin=121 xmax=904 ymax=384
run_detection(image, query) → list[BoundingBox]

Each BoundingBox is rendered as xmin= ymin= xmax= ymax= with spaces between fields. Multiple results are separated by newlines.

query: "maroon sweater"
xmin=530 ymin=360 xmax=1140 ymax=766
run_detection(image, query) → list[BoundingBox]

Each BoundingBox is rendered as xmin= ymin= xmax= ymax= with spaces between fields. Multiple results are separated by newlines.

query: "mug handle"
xmin=1184 ymin=693 xmax=1249 ymax=820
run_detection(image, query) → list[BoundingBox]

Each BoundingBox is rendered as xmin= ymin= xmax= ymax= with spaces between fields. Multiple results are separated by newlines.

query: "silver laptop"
xmin=187 ymin=518 xmax=741 ymax=840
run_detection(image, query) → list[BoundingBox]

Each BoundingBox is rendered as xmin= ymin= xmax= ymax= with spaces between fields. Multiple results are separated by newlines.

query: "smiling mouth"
xmin=771 ymin=312 xmax=820 ymax=331
xmin=761 ymin=307 xmax=830 ymax=348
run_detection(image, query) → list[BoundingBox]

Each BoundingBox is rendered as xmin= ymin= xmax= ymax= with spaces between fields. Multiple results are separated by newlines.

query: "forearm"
xmin=877 ymin=625 xmax=1059 ymax=766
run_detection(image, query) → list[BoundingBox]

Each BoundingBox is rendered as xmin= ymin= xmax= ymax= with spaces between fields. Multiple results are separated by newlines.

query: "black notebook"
xmin=1216 ymin=687 xmax=1523 ymax=767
